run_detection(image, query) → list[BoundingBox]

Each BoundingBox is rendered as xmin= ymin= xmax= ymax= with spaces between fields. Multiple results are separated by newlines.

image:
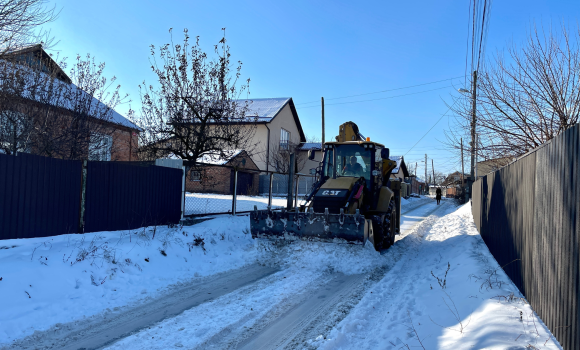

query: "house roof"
xmin=240 ymin=97 xmax=289 ymax=121
xmin=299 ymin=142 xmax=322 ymax=151
xmin=389 ymin=155 xmax=409 ymax=177
xmin=476 ymin=157 xmax=514 ymax=176
xmin=195 ymin=149 xmax=259 ymax=170
xmin=0 ymin=45 xmax=140 ymax=131
xmin=196 ymin=150 xmax=243 ymax=165
xmin=235 ymin=97 xmax=306 ymax=142
xmin=2 ymin=44 xmax=72 ymax=84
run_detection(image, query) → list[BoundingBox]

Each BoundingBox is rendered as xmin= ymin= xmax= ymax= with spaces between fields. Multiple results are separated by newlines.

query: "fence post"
xmin=294 ymin=174 xmax=299 ymax=207
xmin=268 ymin=172 xmax=273 ymax=208
xmin=232 ymin=168 xmax=238 ymax=215
xmin=287 ymin=153 xmax=295 ymax=210
xmin=78 ymin=160 xmax=87 ymax=233
xmin=181 ymin=166 xmax=186 ymax=220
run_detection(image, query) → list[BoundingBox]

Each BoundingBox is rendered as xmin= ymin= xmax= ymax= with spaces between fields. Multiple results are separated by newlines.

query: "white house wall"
xmin=249 ymin=103 xmax=302 ymax=172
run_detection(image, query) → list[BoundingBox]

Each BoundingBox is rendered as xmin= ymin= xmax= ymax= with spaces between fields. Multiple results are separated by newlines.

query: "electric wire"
xmin=296 ymin=86 xmax=453 ymax=109
xmin=295 ymin=75 xmax=466 ymax=106
xmin=476 ymin=0 xmax=488 ymax=71
xmin=464 ymin=0 xmax=472 ymax=88
xmin=403 ymin=99 xmax=458 ymax=157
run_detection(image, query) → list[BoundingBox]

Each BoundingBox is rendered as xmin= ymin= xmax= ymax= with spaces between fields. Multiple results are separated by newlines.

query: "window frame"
xmin=190 ymin=170 xmax=201 ymax=182
xmin=280 ymin=128 xmax=290 ymax=150
xmin=88 ymin=132 xmax=113 ymax=161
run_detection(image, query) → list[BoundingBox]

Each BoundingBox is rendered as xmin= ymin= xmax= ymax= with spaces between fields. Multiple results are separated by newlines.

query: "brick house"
xmin=404 ymin=176 xmax=423 ymax=194
xmin=442 ymin=171 xmax=468 ymax=186
xmin=185 ymin=150 xmax=260 ymax=195
xmin=0 ymin=45 xmax=140 ymax=161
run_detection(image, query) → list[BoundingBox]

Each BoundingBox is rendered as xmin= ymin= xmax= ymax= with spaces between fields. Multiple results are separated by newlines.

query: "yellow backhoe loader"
xmin=250 ymin=121 xmax=402 ymax=251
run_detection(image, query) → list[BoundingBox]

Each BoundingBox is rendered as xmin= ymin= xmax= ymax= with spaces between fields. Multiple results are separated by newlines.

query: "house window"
xmin=89 ymin=133 xmax=113 ymax=161
xmin=190 ymin=171 xmax=201 ymax=181
xmin=280 ymin=128 xmax=290 ymax=150
xmin=0 ymin=110 xmax=30 ymax=154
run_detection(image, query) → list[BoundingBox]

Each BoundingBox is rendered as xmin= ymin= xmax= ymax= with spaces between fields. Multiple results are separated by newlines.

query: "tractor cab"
xmin=320 ymin=141 xmax=389 ymax=192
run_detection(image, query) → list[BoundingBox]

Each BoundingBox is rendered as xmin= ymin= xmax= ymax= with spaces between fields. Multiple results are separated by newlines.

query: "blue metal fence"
xmin=0 ymin=153 xmax=182 ymax=240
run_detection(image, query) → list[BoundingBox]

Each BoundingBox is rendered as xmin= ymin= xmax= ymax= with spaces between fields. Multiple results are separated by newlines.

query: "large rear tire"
xmin=371 ymin=215 xmax=385 ymax=251
xmin=383 ymin=200 xmax=396 ymax=249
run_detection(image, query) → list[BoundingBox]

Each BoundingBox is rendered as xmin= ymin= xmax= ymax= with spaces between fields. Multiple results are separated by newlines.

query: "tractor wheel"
xmin=371 ymin=215 xmax=385 ymax=251
xmin=383 ymin=200 xmax=396 ymax=249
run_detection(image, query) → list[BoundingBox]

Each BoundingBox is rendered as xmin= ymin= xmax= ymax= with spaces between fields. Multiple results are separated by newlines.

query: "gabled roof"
xmin=0 ymin=45 xmax=140 ymax=131
xmin=389 ymin=155 xmax=409 ymax=177
xmin=240 ymin=97 xmax=289 ymax=121
xmin=235 ymin=97 xmax=306 ymax=142
xmin=2 ymin=44 xmax=71 ymax=84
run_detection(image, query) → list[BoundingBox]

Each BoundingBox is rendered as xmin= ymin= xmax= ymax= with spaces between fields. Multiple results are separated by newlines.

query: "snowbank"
xmin=0 ymin=216 xmax=259 ymax=345
xmin=313 ymin=203 xmax=561 ymax=350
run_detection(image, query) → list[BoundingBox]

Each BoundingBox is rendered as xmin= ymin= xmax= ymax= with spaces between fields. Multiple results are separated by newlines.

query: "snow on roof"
xmin=389 ymin=155 xmax=404 ymax=174
xmin=0 ymin=56 xmax=140 ymax=131
xmin=196 ymin=150 xmax=243 ymax=165
xmin=235 ymin=97 xmax=291 ymax=122
xmin=299 ymin=142 xmax=322 ymax=150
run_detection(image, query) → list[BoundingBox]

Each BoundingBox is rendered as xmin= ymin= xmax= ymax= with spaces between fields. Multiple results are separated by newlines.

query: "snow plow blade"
xmin=250 ymin=207 xmax=371 ymax=244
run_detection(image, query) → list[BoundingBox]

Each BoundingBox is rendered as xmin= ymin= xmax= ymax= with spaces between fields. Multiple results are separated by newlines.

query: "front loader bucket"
xmin=250 ymin=207 xmax=373 ymax=245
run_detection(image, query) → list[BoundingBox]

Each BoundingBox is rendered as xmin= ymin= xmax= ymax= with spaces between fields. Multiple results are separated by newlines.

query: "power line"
xmin=403 ymin=100 xmax=458 ymax=157
xmin=464 ymin=0 xmax=472 ymax=87
xmin=296 ymin=86 xmax=453 ymax=109
xmin=295 ymin=75 xmax=466 ymax=106
xmin=476 ymin=0 xmax=488 ymax=70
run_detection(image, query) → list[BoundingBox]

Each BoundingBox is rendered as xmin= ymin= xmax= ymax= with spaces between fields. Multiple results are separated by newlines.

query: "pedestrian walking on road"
xmin=436 ymin=187 xmax=442 ymax=205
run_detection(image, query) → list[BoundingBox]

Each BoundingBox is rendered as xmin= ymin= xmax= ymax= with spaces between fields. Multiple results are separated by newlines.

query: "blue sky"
xmin=45 ymin=0 xmax=579 ymax=176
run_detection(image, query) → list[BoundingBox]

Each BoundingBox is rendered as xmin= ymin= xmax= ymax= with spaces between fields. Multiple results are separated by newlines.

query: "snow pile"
xmin=0 ymin=216 xmax=259 ymax=345
xmin=269 ymin=240 xmax=386 ymax=275
xmin=311 ymin=203 xmax=561 ymax=350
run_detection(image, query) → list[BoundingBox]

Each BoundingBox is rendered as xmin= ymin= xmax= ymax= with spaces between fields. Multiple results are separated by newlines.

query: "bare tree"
xmin=446 ymin=24 xmax=580 ymax=161
xmin=0 ymin=0 xmax=58 ymax=54
xmin=433 ymin=170 xmax=446 ymax=186
xmin=263 ymin=140 xmax=307 ymax=174
xmin=0 ymin=49 xmax=130 ymax=160
xmin=133 ymin=29 xmax=257 ymax=165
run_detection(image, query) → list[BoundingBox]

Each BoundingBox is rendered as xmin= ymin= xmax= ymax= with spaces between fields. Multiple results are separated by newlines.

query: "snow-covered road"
xmin=104 ymin=198 xmax=453 ymax=350
xmin=0 ymin=196 xmax=561 ymax=350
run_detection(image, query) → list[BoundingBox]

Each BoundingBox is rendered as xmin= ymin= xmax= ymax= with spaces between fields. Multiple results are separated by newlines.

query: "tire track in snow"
xmin=3 ymin=263 xmax=278 ymax=350
xmin=206 ymin=202 xmax=454 ymax=350
xmin=236 ymin=273 xmax=366 ymax=350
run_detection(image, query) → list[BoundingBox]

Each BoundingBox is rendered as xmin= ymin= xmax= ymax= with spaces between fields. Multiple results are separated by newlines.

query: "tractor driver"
xmin=342 ymin=156 xmax=363 ymax=176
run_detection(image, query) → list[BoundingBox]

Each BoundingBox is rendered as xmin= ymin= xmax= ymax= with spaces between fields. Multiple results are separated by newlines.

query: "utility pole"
xmin=425 ymin=154 xmax=428 ymax=194
xmin=321 ymin=97 xmax=325 ymax=148
xmin=461 ymin=137 xmax=465 ymax=188
xmin=468 ymin=70 xmax=478 ymax=199
xmin=474 ymin=133 xmax=478 ymax=179
xmin=432 ymin=159 xmax=435 ymax=186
